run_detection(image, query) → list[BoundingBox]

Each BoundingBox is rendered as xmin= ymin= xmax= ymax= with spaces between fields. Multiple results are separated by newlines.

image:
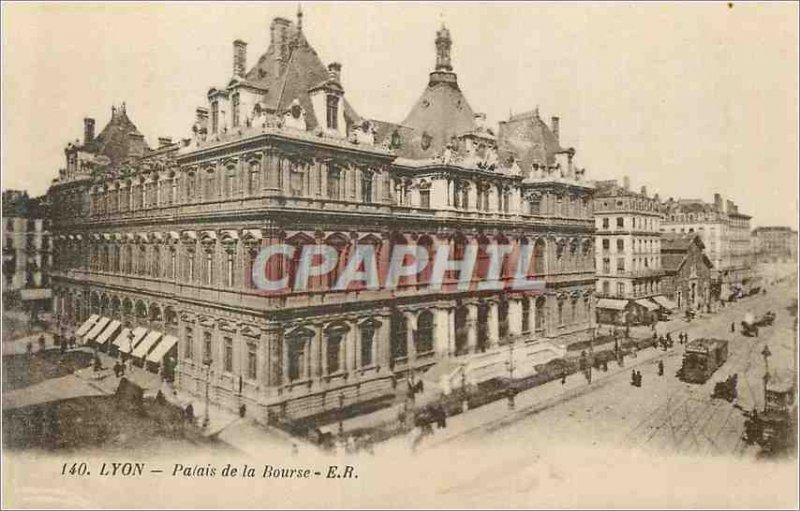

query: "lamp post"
xmin=203 ymin=356 xmax=212 ymax=429
xmin=338 ymin=392 xmax=345 ymax=437
xmin=761 ymin=344 xmax=772 ymax=412
xmin=505 ymin=342 xmax=516 ymax=410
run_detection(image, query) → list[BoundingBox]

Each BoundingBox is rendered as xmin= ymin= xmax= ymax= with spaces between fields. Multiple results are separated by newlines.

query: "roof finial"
xmin=297 ymin=3 xmax=303 ymax=32
xmin=435 ymin=21 xmax=452 ymax=72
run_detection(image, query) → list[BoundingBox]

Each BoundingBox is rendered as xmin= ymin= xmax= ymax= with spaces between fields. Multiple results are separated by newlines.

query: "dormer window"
xmin=326 ymin=95 xmax=338 ymax=130
xmin=211 ymin=100 xmax=219 ymax=133
xmin=390 ymin=130 xmax=401 ymax=149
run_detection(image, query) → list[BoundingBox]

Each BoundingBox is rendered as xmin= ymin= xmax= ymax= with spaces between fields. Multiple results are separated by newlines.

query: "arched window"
xmin=152 ymin=246 xmax=160 ymax=278
xmin=186 ymin=171 xmax=197 ymax=201
xmin=360 ymin=321 xmax=376 ymax=367
xmin=416 ymin=311 xmax=434 ymax=354
xmin=498 ymin=299 xmax=509 ymax=341
xmin=327 ymin=165 xmax=341 ymax=200
xmin=416 ymin=235 xmax=434 ymax=284
xmin=325 ymin=325 xmax=347 ymax=374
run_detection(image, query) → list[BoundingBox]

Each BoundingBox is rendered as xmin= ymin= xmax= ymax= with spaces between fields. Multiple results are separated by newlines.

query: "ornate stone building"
xmin=752 ymin=226 xmax=797 ymax=264
xmin=47 ymin=14 xmax=595 ymax=423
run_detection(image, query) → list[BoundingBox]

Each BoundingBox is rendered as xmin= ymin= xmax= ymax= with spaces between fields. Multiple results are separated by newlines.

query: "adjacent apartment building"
xmin=661 ymin=193 xmax=754 ymax=301
xmin=2 ymin=190 xmax=52 ymax=317
xmin=48 ymin=14 xmax=596 ymax=424
xmin=593 ymin=178 xmax=671 ymax=325
xmin=752 ymin=226 xmax=798 ymax=263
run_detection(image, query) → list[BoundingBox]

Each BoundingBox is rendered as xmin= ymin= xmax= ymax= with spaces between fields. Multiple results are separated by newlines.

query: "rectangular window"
xmin=223 ymin=337 xmax=233 ymax=373
xmin=602 ymin=258 xmax=610 ymax=274
xmin=617 ymin=258 xmax=625 ymax=272
xmin=211 ymin=100 xmax=219 ymax=133
xmin=205 ymin=251 xmax=213 ymax=285
xmin=602 ymin=218 xmax=609 ymax=229
xmin=226 ymin=251 xmax=234 ymax=287
xmin=185 ymin=327 xmax=193 ymax=360
xmin=326 ymin=95 xmax=338 ymax=130
xmin=419 ymin=190 xmax=430 ymax=209
xmin=360 ymin=327 xmax=373 ymax=367
xmin=232 ymin=94 xmax=240 ymax=128
xmin=203 ymin=331 xmax=212 ymax=363
xmin=602 ymin=239 xmax=610 ymax=251
xmin=327 ymin=334 xmax=342 ymax=374
xmin=617 ymin=283 xmax=625 ymax=297
xmin=327 ymin=168 xmax=341 ymax=200
xmin=247 ymin=342 xmax=257 ymax=379
xmin=616 ymin=239 xmax=624 ymax=252
xmin=616 ymin=217 xmax=624 ymax=228
xmin=361 ymin=173 xmax=373 ymax=203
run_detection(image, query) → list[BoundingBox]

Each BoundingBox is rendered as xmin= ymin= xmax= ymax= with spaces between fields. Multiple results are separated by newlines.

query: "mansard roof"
xmin=79 ymin=105 xmax=150 ymax=166
xmin=497 ymin=109 xmax=566 ymax=168
xmin=241 ymin=19 xmax=360 ymax=130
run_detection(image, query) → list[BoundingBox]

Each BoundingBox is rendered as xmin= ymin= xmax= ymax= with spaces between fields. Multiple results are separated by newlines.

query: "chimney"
xmin=640 ymin=185 xmax=647 ymax=197
xmin=233 ymin=40 xmax=247 ymax=77
xmin=551 ymin=116 xmax=560 ymax=143
xmin=327 ymin=62 xmax=341 ymax=83
xmin=714 ymin=193 xmax=723 ymax=211
xmin=271 ymin=17 xmax=292 ymax=63
xmin=83 ymin=118 xmax=95 ymax=145
xmin=623 ymin=176 xmax=630 ymax=190
xmin=158 ymin=137 xmax=172 ymax=148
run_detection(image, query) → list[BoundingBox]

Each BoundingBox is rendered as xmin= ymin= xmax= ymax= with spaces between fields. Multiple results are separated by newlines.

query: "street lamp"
xmin=202 ymin=356 xmax=212 ymax=429
xmin=761 ymin=344 xmax=772 ymax=412
xmin=505 ymin=342 xmax=516 ymax=410
xmin=338 ymin=393 xmax=345 ymax=437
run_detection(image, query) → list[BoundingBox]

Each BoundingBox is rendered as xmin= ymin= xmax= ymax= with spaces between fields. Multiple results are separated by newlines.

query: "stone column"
xmin=433 ymin=308 xmax=450 ymax=357
xmin=488 ymin=301 xmax=499 ymax=347
xmin=509 ymin=299 xmax=522 ymax=337
xmin=466 ymin=304 xmax=478 ymax=352
xmin=405 ymin=311 xmax=417 ymax=366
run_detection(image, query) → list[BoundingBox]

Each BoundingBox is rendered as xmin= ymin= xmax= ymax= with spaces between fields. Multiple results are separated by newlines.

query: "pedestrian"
xmin=561 ymin=370 xmax=567 ymax=385
xmin=638 ymin=370 xmax=643 ymax=387
xmin=26 ymin=341 xmax=33 ymax=356
xmin=730 ymin=322 xmax=735 ymax=333
xmin=291 ymin=443 xmax=299 ymax=456
xmin=631 ymin=369 xmax=637 ymax=386
xmin=658 ymin=360 xmax=664 ymax=376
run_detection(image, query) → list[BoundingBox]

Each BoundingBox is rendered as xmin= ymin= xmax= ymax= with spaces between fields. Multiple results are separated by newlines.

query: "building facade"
xmin=48 ymin=15 xmax=595 ymax=424
xmin=752 ymin=226 xmax=798 ymax=263
xmin=661 ymin=193 xmax=754 ymax=301
xmin=593 ymin=178 xmax=666 ymax=324
xmin=2 ymin=190 xmax=52 ymax=316
xmin=660 ymin=233 xmax=713 ymax=312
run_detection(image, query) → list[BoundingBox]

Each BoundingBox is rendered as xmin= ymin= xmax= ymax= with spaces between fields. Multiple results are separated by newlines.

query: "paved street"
xmin=424 ymin=276 xmax=797 ymax=460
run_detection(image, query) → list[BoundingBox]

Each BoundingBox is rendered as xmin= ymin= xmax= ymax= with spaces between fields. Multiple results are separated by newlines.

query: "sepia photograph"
xmin=1 ymin=1 xmax=798 ymax=508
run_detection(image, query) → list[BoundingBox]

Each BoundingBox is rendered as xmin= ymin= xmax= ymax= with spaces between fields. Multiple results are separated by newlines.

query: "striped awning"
xmin=75 ymin=314 xmax=99 ymax=337
xmin=132 ymin=331 xmax=163 ymax=359
xmin=146 ymin=335 xmax=178 ymax=364
xmin=96 ymin=320 xmax=121 ymax=346
xmin=84 ymin=316 xmax=110 ymax=342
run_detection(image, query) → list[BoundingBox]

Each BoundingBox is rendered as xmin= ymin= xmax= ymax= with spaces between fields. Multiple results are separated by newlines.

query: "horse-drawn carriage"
xmin=743 ymin=374 xmax=797 ymax=454
xmin=712 ymin=373 xmax=738 ymax=402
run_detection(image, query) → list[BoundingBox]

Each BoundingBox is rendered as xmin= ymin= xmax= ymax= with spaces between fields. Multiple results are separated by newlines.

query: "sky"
xmin=2 ymin=1 xmax=798 ymax=228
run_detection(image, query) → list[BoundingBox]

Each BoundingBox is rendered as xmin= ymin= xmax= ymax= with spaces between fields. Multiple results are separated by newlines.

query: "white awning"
xmin=635 ymin=299 xmax=658 ymax=311
xmin=75 ymin=314 xmax=99 ymax=337
xmin=132 ymin=331 xmax=163 ymax=359
xmin=651 ymin=295 xmax=678 ymax=310
xmin=146 ymin=335 xmax=178 ymax=364
xmin=118 ymin=327 xmax=148 ymax=354
xmin=596 ymin=298 xmax=628 ymax=311
xmin=113 ymin=328 xmax=132 ymax=348
xmin=84 ymin=316 xmax=110 ymax=342
xmin=96 ymin=320 xmax=121 ymax=346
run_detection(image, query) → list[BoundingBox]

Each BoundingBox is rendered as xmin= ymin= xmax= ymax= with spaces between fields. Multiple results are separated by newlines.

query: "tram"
xmin=679 ymin=338 xmax=729 ymax=384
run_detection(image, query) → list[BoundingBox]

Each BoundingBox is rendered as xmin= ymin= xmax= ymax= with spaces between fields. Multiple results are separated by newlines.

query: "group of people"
xmin=630 ymin=369 xmax=643 ymax=387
